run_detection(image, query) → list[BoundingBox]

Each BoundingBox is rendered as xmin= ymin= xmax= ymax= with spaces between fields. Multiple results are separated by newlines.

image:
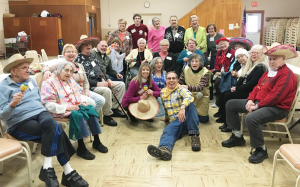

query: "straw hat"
xmin=74 ymin=35 xmax=100 ymax=52
xmin=229 ymin=37 xmax=253 ymax=51
xmin=263 ymin=43 xmax=298 ymax=59
xmin=215 ymin=37 xmax=229 ymax=45
xmin=129 ymin=95 xmax=159 ymax=120
xmin=3 ymin=54 xmax=33 ymax=73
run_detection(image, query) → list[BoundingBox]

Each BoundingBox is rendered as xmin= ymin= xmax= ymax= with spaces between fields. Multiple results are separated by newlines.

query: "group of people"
xmin=0 ymin=13 xmax=299 ymax=187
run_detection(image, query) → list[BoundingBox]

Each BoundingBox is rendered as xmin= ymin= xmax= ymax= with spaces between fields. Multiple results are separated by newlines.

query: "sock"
xmin=77 ymin=139 xmax=88 ymax=152
xmin=43 ymin=157 xmax=53 ymax=169
xmin=260 ymin=144 xmax=266 ymax=150
xmin=233 ymin=130 xmax=242 ymax=138
xmin=63 ymin=162 xmax=74 ymax=175
xmin=93 ymin=135 xmax=100 ymax=147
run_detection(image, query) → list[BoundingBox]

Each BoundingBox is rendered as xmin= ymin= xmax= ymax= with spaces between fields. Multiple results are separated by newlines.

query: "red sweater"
xmin=214 ymin=47 xmax=235 ymax=72
xmin=247 ymin=64 xmax=297 ymax=110
xmin=126 ymin=24 xmax=149 ymax=49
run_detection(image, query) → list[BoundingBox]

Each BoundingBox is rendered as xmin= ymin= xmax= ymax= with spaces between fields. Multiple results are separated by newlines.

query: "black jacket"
xmin=153 ymin=52 xmax=176 ymax=72
xmin=164 ymin=26 xmax=185 ymax=54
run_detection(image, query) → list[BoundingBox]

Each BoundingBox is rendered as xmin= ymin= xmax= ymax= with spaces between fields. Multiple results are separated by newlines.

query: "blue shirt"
xmin=152 ymin=72 xmax=166 ymax=89
xmin=176 ymin=49 xmax=206 ymax=66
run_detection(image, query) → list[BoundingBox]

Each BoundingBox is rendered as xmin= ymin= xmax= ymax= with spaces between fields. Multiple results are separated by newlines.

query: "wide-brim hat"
xmin=3 ymin=54 xmax=33 ymax=73
xmin=215 ymin=37 xmax=229 ymax=45
xmin=129 ymin=95 xmax=159 ymax=120
xmin=229 ymin=37 xmax=253 ymax=51
xmin=263 ymin=43 xmax=298 ymax=59
xmin=75 ymin=35 xmax=100 ymax=52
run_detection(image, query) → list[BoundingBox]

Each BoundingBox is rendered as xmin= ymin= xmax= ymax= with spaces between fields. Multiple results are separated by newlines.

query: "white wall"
xmin=0 ymin=0 xmax=9 ymax=54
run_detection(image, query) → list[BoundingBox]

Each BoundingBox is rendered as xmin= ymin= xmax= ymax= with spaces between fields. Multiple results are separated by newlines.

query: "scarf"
xmin=219 ymin=50 xmax=227 ymax=64
xmin=163 ymin=83 xmax=180 ymax=98
xmin=159 ymin=51 xmax=168 ymax=60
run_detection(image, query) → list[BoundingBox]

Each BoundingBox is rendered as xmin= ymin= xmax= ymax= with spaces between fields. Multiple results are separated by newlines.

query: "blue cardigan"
xmin=176 ymin=49 xmax=206 ymax=65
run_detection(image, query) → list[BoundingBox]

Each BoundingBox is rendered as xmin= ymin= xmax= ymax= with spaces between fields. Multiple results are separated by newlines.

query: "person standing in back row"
xmin=126 ymin=14 xmax=149 ymax=49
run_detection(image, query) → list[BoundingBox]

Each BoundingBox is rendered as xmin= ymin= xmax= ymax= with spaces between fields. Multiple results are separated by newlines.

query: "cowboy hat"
xmin=215 ymin=37 xmax=229 ymax=45
xmin=3 ymin=54 xmax=33 ymax=73
xmin=229 ymin=37 xmax=253 ymax=51
xmin=129 ymin=95 xmax=159 ymax=120
xmin=74 ymin=35 xmax=100 ymax=52
xmin=263 ymin=43 xmax=298 ymax=59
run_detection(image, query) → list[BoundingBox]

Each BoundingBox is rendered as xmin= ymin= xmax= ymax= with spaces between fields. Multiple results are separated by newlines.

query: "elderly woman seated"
xmin=107 ymin=38 xmax=126 ymax=81
xmin=41 ymin=61 xmax=108 ymax=160
xmin=153 ymin=39 xmax=176 ymax=72
xmin=222 ymin=43 xmax=298 ymax=164
xmin=178 ymin=53 xmax=210 ymax=123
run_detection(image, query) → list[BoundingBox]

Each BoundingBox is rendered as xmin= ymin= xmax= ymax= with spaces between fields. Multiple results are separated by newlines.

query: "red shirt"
xmin=248 ymin=64 xmax=297 ymax=110
xmin=126 ymin=24 xmax=149 ymax=49
xmin=214 ymin=47 xmax=235 ymax=72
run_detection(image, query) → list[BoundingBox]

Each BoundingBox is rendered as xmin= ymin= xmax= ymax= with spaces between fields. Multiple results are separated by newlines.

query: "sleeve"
xmin=88 ymin=79 xmax=98 ymax=88
xmin=235 ymin=77 xmax=244 ymax=87
xmin=151 ymin=80 xmax=161 ymax=98
xmin=176 ymin=51 xmax=185 ymax=65
xmin=145 ymin=50 xmax=153 ymax=63
xmin=42 ymin=63 xmax=59 ymax=74
xmin=125 ymin=50 xmax=134 ymax=63
xmin=188 ymin=72 xmax=209 ymax=92
xmin=236 ymin=66 xmax=265 ymax=92
xmin=184 ymin=29 xmax=188 ymax=44
xmin=179 ymin=88 xmax=194 ymax=106
xmin=198 ymin=28 xmax=207 ymax=51
xmin=165 ymin=55 xmax=176 ymax=72
xmin=153 ymin=52 xmax=159 ymax=58
xmin=147 ymin=29 xmax=154 ymax=50
xmin=214 ymin=53 xmax=220 ymax=72
xmin=79 ymin=64 xmax=90 ymax=93
xmin=206 ymin=36 xmax=211 ymax=57
xmin=125 ymin=81 xmax=141 ymax=104
xmin=107 ymin=30 xmax=116 ymax=46
xmin=0 ymin=88 xmax=15 ymax=121
xmin=44 ymin=102 xmax=66 ymax=114
xmin=247 ymin=75 xmax=264 ymax=101
xmin=178 ymin=71 xmax=186 ymax=85
xmin=106 ymin=59 xmax=118 ymax=77
xmin=145 ymin=26 xmax=149 ymax=41
xmin=41 ymin=81 xmax=59 ymax=105
xmin=128 ymin=32 xmax=133 ymax=50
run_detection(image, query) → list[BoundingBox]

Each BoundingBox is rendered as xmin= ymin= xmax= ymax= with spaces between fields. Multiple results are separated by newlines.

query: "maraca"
xmin=20 ymin=83 xmax=29 ymax=94
xmin=144 ymin=85 xmax=148 ymax=91
xmin=111 ymin=44 xmax=114 ymax=47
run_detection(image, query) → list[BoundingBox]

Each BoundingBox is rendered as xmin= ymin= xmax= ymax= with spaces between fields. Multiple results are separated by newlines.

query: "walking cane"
xmin=100 ymin=74 xmax=129 ymax=120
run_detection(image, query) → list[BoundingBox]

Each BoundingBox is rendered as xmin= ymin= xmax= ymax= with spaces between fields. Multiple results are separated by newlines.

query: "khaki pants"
xmin=93 ymin=81 xmax=125 ymax=116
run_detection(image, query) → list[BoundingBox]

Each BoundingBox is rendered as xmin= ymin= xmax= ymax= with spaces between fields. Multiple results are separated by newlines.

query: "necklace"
xmin=257 ymin=77 xmax=272 ymax=90
xmin=58 ymin=77 xmax=80 ymax=105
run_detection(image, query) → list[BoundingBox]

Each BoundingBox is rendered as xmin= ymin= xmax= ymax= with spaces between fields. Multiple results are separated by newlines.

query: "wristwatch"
xmin=180 ymin=105 xmax=186 ymax=110
xmin=255 ymin=104 xmax=258 ymax=109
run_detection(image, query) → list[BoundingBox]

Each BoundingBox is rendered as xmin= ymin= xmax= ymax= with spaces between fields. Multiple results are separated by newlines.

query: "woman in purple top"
xmin=148 ymin=17 xmax=166 ymax=53
xmin=122 ymin=63 xmax=161 ymax=122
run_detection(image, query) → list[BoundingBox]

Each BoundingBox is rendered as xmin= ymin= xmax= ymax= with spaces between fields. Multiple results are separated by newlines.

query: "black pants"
xmin=124 ymin=105 xmax=137 ymax=121
xmin=214 ymin=77 xmax=221 ymax=104
xmin=7 ymin=111 xmax=76 ymax=166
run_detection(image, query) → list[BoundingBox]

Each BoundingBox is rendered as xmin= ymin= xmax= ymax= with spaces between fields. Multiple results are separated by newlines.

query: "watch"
xmin=180 ymin=105 xmax=186 ymax=110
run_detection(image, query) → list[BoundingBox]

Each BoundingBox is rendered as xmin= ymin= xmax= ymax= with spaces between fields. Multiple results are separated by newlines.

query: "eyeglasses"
xmin=65 ymin=51 xmax=76 ymax=54
xmin=167 ymin=77 xmax=177 ymax=80
xmin=18 ymin=67 xmax=30 ymax=71
xmin=155 ymin=62 xmax=163 ymax=65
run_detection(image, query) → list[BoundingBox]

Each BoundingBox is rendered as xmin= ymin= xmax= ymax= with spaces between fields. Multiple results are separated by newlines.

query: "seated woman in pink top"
xmin=122 ymin=63 xmax=161 ymax=122
xmin=148 ymin=17 xmax=166 ymax=53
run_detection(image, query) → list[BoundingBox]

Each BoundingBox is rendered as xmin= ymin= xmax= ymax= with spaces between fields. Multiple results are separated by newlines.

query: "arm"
xmin=78 ymin=64 xmax=90 ymax=94
xmin=198 ymin=28 xmax=207 ymax=51
xmin=42 ymin=62 xmax=59 ymax=73
xmin=178 ymin=71 xmax=186 ymax=85
xmin=0 ymin=88 xmax=16 ymax=121
xmin=147 ymin=30 xmax=154 ymax=50
xmin=126 ymin=81 xmax=142 ymax=104
xmin=184 ymin=29 xmax=189 ymax=45
xmin=247 ymin=75 xmax=264 ymax=101
xmin=145 ymin=49 xmax=153 ymax=63
xmin=165 ymin=57 xmax=176 ymax=72
xmin=44 ymin=102 xmax=66 ymax=114
xmin=188 ymin=72 xmax=209 ymax=92
xmin=151 ymin=80 xmax=161 ymax=97
xmin=145 ymin=26 xmax=149 ymax=41
xmin=178 ymin=88 xmax=194 ymax=106
xmin=107 ymin=30 xmax=116 ymax=46
xmin=125 ymin=50 xmax=134 ymax=63
xmin=106 ymin=58 xmax=118 ymax=77
xmin=236 ymin=66 xmax=266 ymax=92
xmin=176 ymin=51 xmax=185 ymax=65
xmin=235 ymin=77 xmax=244 ymax=87
xmin=128 ymin=32 xmax=133 ymax=50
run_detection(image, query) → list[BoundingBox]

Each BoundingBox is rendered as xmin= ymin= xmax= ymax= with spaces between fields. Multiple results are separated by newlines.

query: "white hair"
xmin=137 ymin=38 xmax=147 ymax=46
xmin=53 ymin=60 xmax=75 ymax=76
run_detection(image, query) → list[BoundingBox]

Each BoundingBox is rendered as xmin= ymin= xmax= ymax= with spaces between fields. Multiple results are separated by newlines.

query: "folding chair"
xmin=41 ymin=49 xmax=49 ymax=62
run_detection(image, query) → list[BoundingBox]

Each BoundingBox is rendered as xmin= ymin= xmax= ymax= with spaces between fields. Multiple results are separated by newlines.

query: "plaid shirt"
xmin=161 ymin=87 xmax=194 ymax=122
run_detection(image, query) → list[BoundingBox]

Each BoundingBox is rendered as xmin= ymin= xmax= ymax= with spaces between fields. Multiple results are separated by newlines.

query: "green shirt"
xmin=206 ymin=32 xmax=224 ymax=57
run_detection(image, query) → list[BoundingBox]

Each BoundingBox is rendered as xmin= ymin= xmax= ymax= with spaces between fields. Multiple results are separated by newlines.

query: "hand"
xmin=149 ymin=49 xmax=152 ymax=53
xmin=231 ymin=71 xmax=239 ymax=78
xmin=245 ymin=100 xmax=255 ymax=112
xmin=117 ymin=74 xmax=123 ymax=79
xmin=178 ymin=108 xmax=186 ymax=122
xmin=130 ymin=58 xmax=135 ymax=62
xmin=141 ymin=93 xmax=149 ymax=100
xmin=231 ymin=86 xmax=236 ymax=92
xmin=161 ymin=117 xmax=169 ymax=122
xmin=248 ymin=105 xmax=258 ymax=113
xmin=197 ymin=46 xmax=201 ymax=50
xmin=10 ymin=93 xmax=24 ymax=108
xmin=66 ymin=105 xmax=79 ymax=111
xmin=108 ymin=80 xmax=115 ymax=88
xmin=179 ymin=85 xmax=188 ymax=89
xmin=97 ymin=82 xmax=108 ymax=87
xmin=85 ymin=91 xmax=90 ymax=97
xmin=81 ymin=102 xmax=88 ymax=107
xmin=183 ymin=57 xmax=189 ymax=62
xmin=141 ymin=60 xmax=147 ymax=64
xmin=163 ymin=70 xmax=166 ymax=74
xmin=43 ymin=71 xmax=52 ymax=81
xmin=146 ymin=89 xmax=153 ymax=96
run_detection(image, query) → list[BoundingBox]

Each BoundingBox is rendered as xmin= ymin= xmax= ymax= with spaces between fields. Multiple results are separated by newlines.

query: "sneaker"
xmin=209 ymin=99 xmax=214 ymax=103
xmin=61 ymin=170 xmax=89 ymax=187
xmin=248 ymin=147 xmax=268 ymax=164
xmin=39 ymin=167 xmax=59 ymax=187
xmin=93 ymin=142 xmax=108 ymax=153
xmin=191 ymin=135 xmax=201 ymax=151
xmin=103 ymin=116 xmax=117 ymax=126
xmin=221 ymin=133 xmax=246 ymax=148
xmin=147 ymin=145 xmax=172 ymax=161
xmin=76 ymin=149 xmax=95 ymax=160
xmin=211 ymin=103 xmax=218 ymax=108
xmin=213 ymin=111 xmax=221 ymax=118
xmin=111 ymin=108 xmax=126 ymax=118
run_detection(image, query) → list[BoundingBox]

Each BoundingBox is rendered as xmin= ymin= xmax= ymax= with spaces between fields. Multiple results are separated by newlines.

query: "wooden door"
xmin=89 ymin=13 xmax=97 ymax=37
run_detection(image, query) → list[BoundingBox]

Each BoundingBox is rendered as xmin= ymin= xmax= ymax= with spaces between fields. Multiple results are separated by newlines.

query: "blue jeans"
xmin=158 ymin=103 xmax=199 ymax=151
xmin=156 ymin=97 xmax=165 ymax=117
xmin=77 ymin=115 xmax=102 ymax=140
xmin=89 ymin=91 xmax=106 ymax=113
xmin=130 ymin=67 xmax=139 ymax=79
xmin=107 ymin=71 xmax=124 ymax=82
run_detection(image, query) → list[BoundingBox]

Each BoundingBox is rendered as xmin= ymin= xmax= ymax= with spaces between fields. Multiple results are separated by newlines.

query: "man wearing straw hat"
xmin=0 ymin=54 xmax=89 ymax=187
xmin=147 ymin=71 xmax=201 ymax=161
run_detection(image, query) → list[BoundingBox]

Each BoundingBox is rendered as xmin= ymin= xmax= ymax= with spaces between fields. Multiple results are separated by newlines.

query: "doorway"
xmin=89 ymin=13 xmax=97 ymax=37
xmin=246 ymin=10 xmax=264 ymax=45
xmin=138 ymin=13 xmax=162 ymax=30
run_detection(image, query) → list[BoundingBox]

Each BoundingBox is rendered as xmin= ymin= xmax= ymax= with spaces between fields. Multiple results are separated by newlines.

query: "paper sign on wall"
xmin=229 ymin=24 xmax=234 ymax=30
xmin=87 ymin=17 xmax=89 ymax=22
xmin=220 ymin=29 xmax=224 ymax=35
xmin=148 ymin=20 xmax=152 ymax=25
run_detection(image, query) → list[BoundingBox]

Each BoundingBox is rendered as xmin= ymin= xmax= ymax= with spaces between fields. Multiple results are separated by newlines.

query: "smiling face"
xmin=98 ymin=41 xmax=108 ymax=54
xmin=134 ymin=16 xmax=141 ymax=25
xmin=155 ymin=58 xmax=163 ymax=71
xmin=113 ymin=42 xmax=120 ymax=50
xmin=160 ymin=41 xmax=169 ymax=52
xmin=11 ymin=62 xmax=30 ymax=83
xmin=141 ymin=66 xmax=150 ymax=79
xmin=268 ymin=55 xmax=285 ymax=70
xmin=81 ymin=43 xmax=92 ymax=55
xmin=219 ymin=41 xmax=229 ymax=51
xmin=190 ymin=58 xmax=200 ymax=70
xmin=187 ymin=40 xmax=196 ymax=51
xmin=236 ymin=54 xmax=248 ymax=65
xmin=191 ymin=17 xmax=198 ymax=27
xmin=169 ymin=17 xmax=178 ymax=28
xmin=59 ymin=64 xmax=73 ymax=81
xmin=63 ymin=46 xmax=77 ymax=62
xmin=118 ymin=21 xmax=126 ymax=31
xmin=166 ymin=72 xmax=178 ymax=90
xmin=153 ymin=18 xmax=160 ymax=27
xmin=138 ymin=40 xmax=146 ymax=50
xmin=250 ymin=48 xmax=262 ymax=62
xmin=208 ymin=25 xmax=215 ymax=35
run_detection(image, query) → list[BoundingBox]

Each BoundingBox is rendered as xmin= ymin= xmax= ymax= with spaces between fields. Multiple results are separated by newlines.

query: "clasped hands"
xmin=140 ymin=89 xmax=154 ymax=100
xmin=245 ymin=100 xmax=258 ymax=113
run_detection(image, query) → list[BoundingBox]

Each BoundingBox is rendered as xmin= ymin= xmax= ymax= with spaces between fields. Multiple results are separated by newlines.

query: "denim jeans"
xmin=156 ymin=97 xmax=165 ymax=117
xmin=77 ymin=115 xmax=102 ymax=140
xmin=88 ymin=91 xmax=106 ymax=113
xmin=158 ymin=103 xmax=199 ymax=151
xmin=130 ymin=67 xmax=139 ymax=79
xmin=107 ymin=71 xmax=124 ymax=82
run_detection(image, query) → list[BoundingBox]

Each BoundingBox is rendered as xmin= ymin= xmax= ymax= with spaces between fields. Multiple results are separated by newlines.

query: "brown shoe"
xmin=191 ymin=135 xmax=201 ymax=151
xmin=147 ymin=145 xmax=172 ymax=161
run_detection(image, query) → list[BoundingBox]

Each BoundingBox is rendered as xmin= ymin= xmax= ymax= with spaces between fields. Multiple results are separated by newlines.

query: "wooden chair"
xmin=41 ymin=49 xmax=49 ymax=62
xmin=271 ymin=144 xmax=300 ymax=187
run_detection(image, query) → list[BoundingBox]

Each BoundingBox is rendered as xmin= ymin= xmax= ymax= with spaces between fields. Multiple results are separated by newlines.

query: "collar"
xmin=268 ymin=63 xmax=286 ymax=77
xmin=7 ymin=76 xmax=30 ymax=86
xmin=142 ymin=78 xmax=147 ymax=83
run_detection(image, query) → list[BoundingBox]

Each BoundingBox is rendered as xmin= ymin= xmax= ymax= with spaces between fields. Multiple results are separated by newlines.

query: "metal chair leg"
xmin=271 ymin=150 xmax=280 ymax=187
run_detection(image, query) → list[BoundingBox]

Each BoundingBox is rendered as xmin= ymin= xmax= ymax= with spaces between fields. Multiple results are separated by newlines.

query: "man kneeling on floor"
xmin=147 ymin=71 xmax=201 ymax=161
xmin=0 ymin=54 xmax=88 ymax=187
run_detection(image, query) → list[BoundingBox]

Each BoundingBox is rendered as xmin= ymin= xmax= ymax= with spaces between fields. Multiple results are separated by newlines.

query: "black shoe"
xmin=222 ymin=133 xmax=246 ymax=148
xmin=111 ymin=108 xmax=126 ymax=118
xmin=248 ymin=147 xmax=268 ymax=164
xmin=93 ymin=142 xmax=108 ymax=153
xmin=39 ymin=167 xmax=59 ymax=187
xmin=61 ymin=170 xmax=89 ymax=187
xmin=213 ymin=111 xmax=221 ymax=118
xmin=103 ymin=116 xmax=117 ymax=126
xmin=191 ymin=135 xmax=201 ymax=152
xmin=147 ymin=145 xmax=172 ymax=161
xmin=221 ymin=127 xmax=232 ymax=132
xmin=77 ymin=149 xmax=95 ymax=160
xmin=219 ymin=123 xmax=227 ymax=129
xmin=216 ymin=117 xmax=225 ymax=123
xmin=145 ymin=119 xmax=154 ymax=122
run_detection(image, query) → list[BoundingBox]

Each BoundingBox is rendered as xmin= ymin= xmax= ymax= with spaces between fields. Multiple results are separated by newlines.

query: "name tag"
xmin=131 ymin=29 xmax=136 ymax=33
xmin=226 ymin=53 xmax=232 ymax=58
xmin=166 ymin=56 xmax=172 ymax=60
xmin=28 ymin=81 xmax=34 ymax=90
xmin=210 ymin=37 xmax=214 ymax=41
xmin=91 ymin=61 xmax=96 ymax=67
xmin=65 ymin=85 xmax=72 ymax=94
xmin=78 ymin=68 xmax=83 ymax=74
xmin=126 ymin=36 xmax=130 ymax=40
xmin=175 ymin=33 xmax=179 ymax=38
xmin=187 ymin=51 xmax=192 ymax=55
xmin=139 ymin=30 xmax=143 ymax=35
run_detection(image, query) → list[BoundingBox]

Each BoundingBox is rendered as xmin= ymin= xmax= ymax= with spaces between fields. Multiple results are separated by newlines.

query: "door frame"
xmin=246 ymin=10 xmax=264 ymax=45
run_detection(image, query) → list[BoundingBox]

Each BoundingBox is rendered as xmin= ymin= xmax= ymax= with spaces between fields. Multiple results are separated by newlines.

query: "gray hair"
xmin=152 ymin=17 xmax=160 ymax=26
xmin=159 ymin=39 xmax=170 ymax=46
xmin=166 ymin=71 xmax=178 ymax=79
xmin=137 ymin=38 xmax=147 ymax=46
xmin=150 ymin=57 xmax=164 ymax=73
xmin=187 ymin=53 xmax=204 ymax=68
xmin=169 ymin=15 xmax=178 ymax=21
xmin=53 ymin=60 xmax=75 ymax=76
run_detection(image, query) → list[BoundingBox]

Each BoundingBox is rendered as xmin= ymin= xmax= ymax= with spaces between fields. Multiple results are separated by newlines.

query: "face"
xmin=81 ymin=43 xmax=92 ymax=54
xmin=160 ymin=42 xmax=169 ymax=52
xmin=268 ymin=55 xmax=285 ymax=70
xmin=236 ymin=54 xmax=248 ymax=65
xmin=138 ymin=41 xmax=146 ymax=49
xmin=113 ymin=42 xmax=120 ymax=50
xmin=208 ymin=25 xmax=215 ymax=35
xmin=219 ymin=41 xmax=229 ymax=51
xmin=235 ymin=44 xmax=244 ymax=50
xmin=191 ymin=18 xmax=198 ymax=27
xmin=134 ymin=16 xmax=141 ymax=25
xmin=141 ymin=66 xmax=150 ymax=79
xmin=250 ymin=49 xmax=262 ymax=62
xmin=98 ymin=41 xmax=108 ymax=54
xmin=63 ymin=47 xmax=77 ymax=62
xmin=59 ymin=64 xmax=73 ymax=81
xmin=190 ymin=58 xmax=200 ymax=70
xmin=187 ymin=40 xmax=196 ymax=51
xmin=169 ymin=17 xmax=178 ymax=27
xmin=11 ymin=62 xmax=30 ymax=82
xmin=166 ymin=72 xmax=178 ymax=89
xmin=153 ymin=18 xmax=160 ymax=27
xmin=118 ymin=21 xmax=126 ymax=31
xmin=155 ymin=59 xmax=163 ymax=71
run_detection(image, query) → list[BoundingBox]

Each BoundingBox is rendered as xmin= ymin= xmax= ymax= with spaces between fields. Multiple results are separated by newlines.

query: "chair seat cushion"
xmin=0 ymin=138 xmax=22 ymax=159
xmin=54 ymin=118 xmax=70 ymax=122
xmin=275 ymin=117 xmax=287 ymax=123
xmin=279 ymin=144 xmax=300 ymax=170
